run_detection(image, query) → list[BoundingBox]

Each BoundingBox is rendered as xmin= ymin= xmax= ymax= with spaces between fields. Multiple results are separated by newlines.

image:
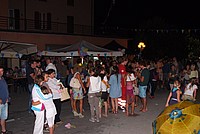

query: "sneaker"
xmin=1 ymin=130 xmax=11 ymax=134
xmin=122 ymin=109 xmax=126 ymax=113
xmin=96 ymin=119 xmax=100 ymax=123
xmin=89 ymin=118 xmax=95 ymax=122
xmin=79 ymin=113 xmax=84 ymax=118
xmin=43 ymin=124 xmax=49 ymax=133
xmin=73 ymin=111 xmax=79 ymax=117
xmin=43 ymin=128 xmax=49 ymax=133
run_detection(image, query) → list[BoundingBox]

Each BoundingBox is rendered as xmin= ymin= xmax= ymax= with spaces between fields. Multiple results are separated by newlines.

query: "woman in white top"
xmin=189 ymin=63 xmax=199 ymax=84
xmin=86 ymin=67 xmax=101 ymax=122
xmin=69 ymin=72 xmax=86 ymax=118
xmin=99 ymin=67 xmax=110 ymax=117
xmin=182 ymin=77 xmax=198 ymax=101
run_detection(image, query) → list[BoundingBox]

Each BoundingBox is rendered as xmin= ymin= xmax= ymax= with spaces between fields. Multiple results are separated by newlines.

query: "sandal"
xmin=1 ymin=130 xmax=9 ymax=134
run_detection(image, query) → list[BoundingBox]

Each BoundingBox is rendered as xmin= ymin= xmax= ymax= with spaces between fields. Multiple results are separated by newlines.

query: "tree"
xmin=187 ymin=36 xmax=200 ymax=59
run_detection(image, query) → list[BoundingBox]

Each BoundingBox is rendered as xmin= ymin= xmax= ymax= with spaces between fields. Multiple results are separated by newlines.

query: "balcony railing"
xmin=0 ymin=16 xmax=135 ymax=38
xmin=0 ymin=16 xmax=93 ymax=36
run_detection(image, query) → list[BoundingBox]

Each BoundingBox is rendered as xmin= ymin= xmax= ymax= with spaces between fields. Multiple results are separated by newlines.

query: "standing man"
xmin=26 ymin=60 xmax=37 ymax=113
xmin=118 ymin=57 xmax=128 ymax=111
xmin=0 ymin=66 xmax=10 ymax=133
xmin=138 ymin=61 xmax=150 ymax=112
xmin=46 ymin=69 xmax=63 ymax=125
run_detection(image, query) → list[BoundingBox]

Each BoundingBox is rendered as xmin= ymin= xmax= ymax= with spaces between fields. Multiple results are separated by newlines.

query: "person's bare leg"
xmin=126 ymin=95 xmax=129 ymax=116
xmin=140 ymin=98 xmax=144 ymax=111
xmin=142 ymin=98 xmax=147 ymax=112
xmin=111 ymin=98 xmax=115 ymax=113
xmin=79 ymin=99 xmax=83 ymax=114
xmin=70 ymin=89 xmax=74 ymax=111
xmin=131 ymin=102 xmax=135 ymax=115
xmin=104 ymin=102 xmax=108 ymax=117
xmin=73 ymin=100 xmax=77 ymax=113
xmin=131 ymin=96 xmax=135 ymax=115
xmin=70 ymin=98 xmax=74 ymax=111
xmin=107 ymin=97 xmax=111 ymax=109
xmin=115 ymin=98 xmax=118 ymax=113
xmin=1 ymin=119 xmax=6 ymax=132
xmin=135 ymin=96 xmax=138 ymax=107
xmin=49 ymin=126 xmax=54 ymax=134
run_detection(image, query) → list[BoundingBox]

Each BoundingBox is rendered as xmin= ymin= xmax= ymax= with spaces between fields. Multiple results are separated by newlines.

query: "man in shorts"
xmin=0 ymin=66 xmax=10 ymax=134
xmin=138 ymin=61 xmax=150 ymax=112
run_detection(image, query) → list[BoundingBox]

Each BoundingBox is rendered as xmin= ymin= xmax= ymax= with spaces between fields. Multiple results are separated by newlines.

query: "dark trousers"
xmin=150 ymin=81 xmax=157 ymax=97
xmin=53 ymin=99 xmax=61 ymax=123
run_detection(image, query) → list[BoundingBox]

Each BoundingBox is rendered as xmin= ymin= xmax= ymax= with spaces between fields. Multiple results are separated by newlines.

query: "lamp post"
xmin=138 ymin=42 xmax=146 ymax=59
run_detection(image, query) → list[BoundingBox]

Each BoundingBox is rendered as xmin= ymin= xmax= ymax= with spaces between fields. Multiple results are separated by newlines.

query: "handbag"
xmin=70 ymin=77 xmax=81 ymax=89
xmin=61 ymin=88 xmax=70 ymax=101
xmin=133 ymin=85 xmax=139 ymax=95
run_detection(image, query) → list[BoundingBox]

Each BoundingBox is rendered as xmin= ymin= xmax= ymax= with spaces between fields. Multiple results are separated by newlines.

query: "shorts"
xmin=0 ymin=103 xmax=8 ymax=120
xmin=139 ymin=85 xmax=147 ymax=98
xmin=101 ymin=92 xmax=109 ymax=101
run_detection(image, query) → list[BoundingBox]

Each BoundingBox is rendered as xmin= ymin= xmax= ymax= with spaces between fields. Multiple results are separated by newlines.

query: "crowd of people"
xmin=0 ymin=55 xmax=199 ymax=134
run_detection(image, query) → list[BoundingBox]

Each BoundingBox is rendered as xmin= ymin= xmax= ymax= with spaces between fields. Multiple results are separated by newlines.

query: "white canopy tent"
xmin=0 ymin=41 xmax=37 ymax=58
xmin=41 ymin=40 xmax=123 ymax=57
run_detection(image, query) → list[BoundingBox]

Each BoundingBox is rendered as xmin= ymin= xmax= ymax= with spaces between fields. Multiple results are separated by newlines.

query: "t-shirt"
xmin=0 ymin=78 xmax=9 ymax=104
xmin=101 ymin=76 xmax=109 ymax=92
xmin=139 ymin=68 xmax=150 ymax=86
xmin=26 ymin=65 xmax=35 ymax=84
xmin=118 ymin=64 xmax=126 ymax=75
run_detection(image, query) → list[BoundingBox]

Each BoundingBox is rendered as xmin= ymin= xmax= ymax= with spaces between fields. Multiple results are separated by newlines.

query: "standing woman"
xmin=70 ymin=71 xmax=86 ymax=118
xmin=99 ymin=67 xmax=110 ymax=117
xmin=109 ymin=66 xmax=122 ymax=114
xmin=86 ymin=67 xmax=101 ymax=122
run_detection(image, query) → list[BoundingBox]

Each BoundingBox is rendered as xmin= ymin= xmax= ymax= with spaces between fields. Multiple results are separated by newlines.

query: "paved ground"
xmin=6 ymin=87 xmax=200 ymax=134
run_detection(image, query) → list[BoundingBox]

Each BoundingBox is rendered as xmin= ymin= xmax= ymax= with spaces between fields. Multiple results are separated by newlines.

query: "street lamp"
xmin=138 ymin=42 xmax=146 ymax=59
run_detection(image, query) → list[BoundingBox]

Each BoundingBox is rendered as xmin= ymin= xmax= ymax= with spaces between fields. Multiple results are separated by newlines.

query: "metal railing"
xmin=0 ymin=16 xmax=93 ymax=36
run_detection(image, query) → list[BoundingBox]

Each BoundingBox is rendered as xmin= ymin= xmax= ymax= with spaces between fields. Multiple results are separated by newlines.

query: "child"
xmin=125 ymin=68 xmax=136 ymax=116
xmin=165 ymin=80 xmax=181 ymax=107
xmin=40 ymin=86 xmax=57 ymax=134
xmin=99 ymin=67 xmax=110 ymax=117
xmin=181 ymin=77 xmax=198 ymax=101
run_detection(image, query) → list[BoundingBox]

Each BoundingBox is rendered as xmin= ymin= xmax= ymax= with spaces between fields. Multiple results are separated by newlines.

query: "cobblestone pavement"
xmin=6 ymin=87 xmax=200 ymax=134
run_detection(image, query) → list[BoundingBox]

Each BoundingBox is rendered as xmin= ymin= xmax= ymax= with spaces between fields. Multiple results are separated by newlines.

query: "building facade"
xmin=0 ymin=0 xmax=129 ymax=68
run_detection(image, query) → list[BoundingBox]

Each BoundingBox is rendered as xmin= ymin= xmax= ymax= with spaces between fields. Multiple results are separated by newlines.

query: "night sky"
xmin=94 ymin=0 xmax=200 ymax=59
xmin=95 ymin=0 xmax=200 ymax=28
